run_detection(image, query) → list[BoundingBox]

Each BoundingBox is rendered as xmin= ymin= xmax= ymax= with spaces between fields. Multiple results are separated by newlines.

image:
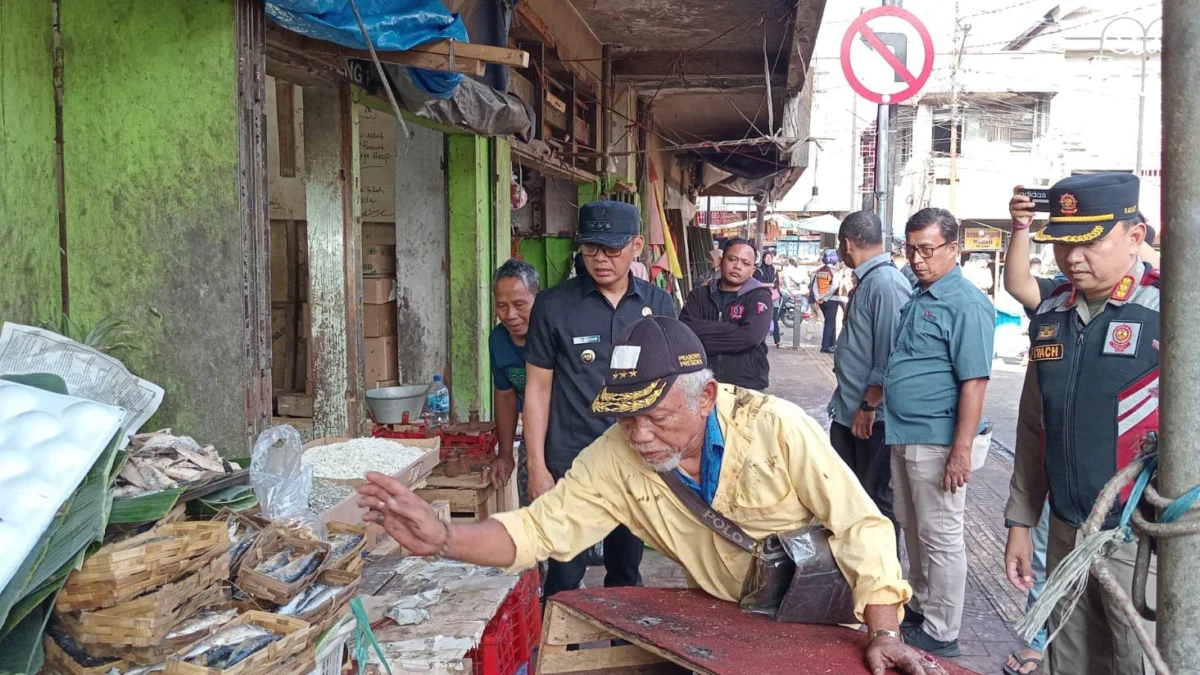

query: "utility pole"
xmin=948 ymin=1 xmax=964 ymax=214
xmin=1159 ymin=3 xmax=1200 ymax=671
xmin=1100 ymin=17 xmax=1161 ymax=176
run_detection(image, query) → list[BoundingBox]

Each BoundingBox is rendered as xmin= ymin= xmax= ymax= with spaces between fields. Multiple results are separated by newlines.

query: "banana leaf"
xmin=188 ymin=485 xmax=258 ymax=517
xmin=0 ymin=596 xmax=52 ymax=675
xmin=109 ymin=487 xmax=186 ymax=524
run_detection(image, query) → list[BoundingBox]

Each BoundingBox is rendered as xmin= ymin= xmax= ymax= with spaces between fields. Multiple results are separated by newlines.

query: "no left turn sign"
xmin=840 ymin=6 xmax=934 ymax=105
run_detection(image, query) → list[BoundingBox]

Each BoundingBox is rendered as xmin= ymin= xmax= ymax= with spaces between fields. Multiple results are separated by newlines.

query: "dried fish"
xmin=131 ymin=458 xmax=177 ymax=491
xmin=269 ymin=550 xmax=321 ymax=583
xmin=298 ymin=585 xmax=342 ymax=616
xmin=165 ymin=608 xmax=238 ymax=640
xmin=184 ymin=625 xmax=273 ymax=661
xmin=328 ymin=533 xmax=364 ymax=561
xmin=122 ymin=664 xmax=166 ymax=675
xmin=162 ymin=465 xmax=202 ymax=483
xmin=253 ymin=548 xmax=293 ymax=575
xmin=208 ymin=633 xmax=281 ymax=668
xmin=278 ymin=584 xmax=323 ymax=616
xmin=113 ymin=431 xmax=231 ymax=498
xmin=46 ymin=622 xmax=117 ymax=668
xmin=118 ymin=462 xmax=150 ymax=490
xmin=174 ymin=444 xmax=226 ymax=473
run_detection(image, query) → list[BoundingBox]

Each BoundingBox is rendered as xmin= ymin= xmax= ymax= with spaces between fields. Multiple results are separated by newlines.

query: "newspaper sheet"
xmin=0 ymin=322 xmax=164 ymax=434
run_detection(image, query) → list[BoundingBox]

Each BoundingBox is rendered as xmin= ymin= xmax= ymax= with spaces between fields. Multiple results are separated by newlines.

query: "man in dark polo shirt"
xmin=524 ymin=200 xmax=676 ymax=597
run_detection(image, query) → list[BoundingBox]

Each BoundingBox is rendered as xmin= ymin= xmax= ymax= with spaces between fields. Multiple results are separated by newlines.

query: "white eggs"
xmin=34 ymin=438 xmax=93 ymax=476
xmin=61 ymin=401 xmax=122 ymax=443
xmin=0 ymin=452 xmax=32 ymax=481
xmin=7 ymin=410 xmax=62 ymax=449
xmin=0 ymin=385 xmax=38 ymax=424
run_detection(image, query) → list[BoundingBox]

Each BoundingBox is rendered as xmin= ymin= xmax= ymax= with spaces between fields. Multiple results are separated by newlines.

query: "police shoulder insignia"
xmin=1111 ymin=276 xmax=1135 ymax=301
xmin=1103 ymin=322 xmax=1142 ymax=357
xmin=1030 ymin=344 xmax=1064 ymax=361
xmin=1036 ymin=323 xmax=1059 ymax=341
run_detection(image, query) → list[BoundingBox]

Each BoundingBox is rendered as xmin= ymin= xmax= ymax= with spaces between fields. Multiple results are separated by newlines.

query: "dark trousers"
xmin=771 ymin=302 xmax=782 ymax=345
xmin=543 ymin=464 xmax=644 ymax=598
xmin=543 ymin=525 xmax=644 ymax=597
xmin=830 ymin=421 xmax=898 ymax=541
xmin=821 ymin=301 xmax=843 ymax=350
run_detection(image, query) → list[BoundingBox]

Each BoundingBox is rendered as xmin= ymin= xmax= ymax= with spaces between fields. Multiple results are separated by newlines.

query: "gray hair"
xmin=492 ymin=258 xmax=540 ymax=294
xmin=675 ymin=368 xmax=715 ymax=411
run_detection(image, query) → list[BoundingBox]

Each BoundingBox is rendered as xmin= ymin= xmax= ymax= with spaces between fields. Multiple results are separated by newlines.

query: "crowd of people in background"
xmin=447 ymin=172 xmax=1160 ymax=675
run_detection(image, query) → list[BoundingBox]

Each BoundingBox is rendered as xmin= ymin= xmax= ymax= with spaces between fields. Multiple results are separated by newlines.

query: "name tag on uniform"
xmin=1030 ymin=344 xmax=1064 ymax=361
xmin=1103 ymin=322 xmax=1142 ymax=357
xmin=572 ymin=335 xmax=601 ymax=345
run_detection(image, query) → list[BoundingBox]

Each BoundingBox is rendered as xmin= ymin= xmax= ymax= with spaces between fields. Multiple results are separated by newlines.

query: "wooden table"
xmin=539 ymin=587 xmax=981 ymax=675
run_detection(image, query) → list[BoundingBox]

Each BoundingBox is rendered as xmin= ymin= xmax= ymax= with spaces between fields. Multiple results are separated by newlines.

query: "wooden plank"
xmin=303 ymin=85 xmax=362 ymax=438
xmin=275 ymin=80 xmax=297 ymax=177
xmin=406 ymin=40 xmax=529 ymax=68
xmin=538 ymin=645 xmax=666 ymax=675
xmin=415 ymin=487 xmax=487 ymax=512
xmin=542 ymin=603 xmax=612 ymax=646
xmin=338 ymin=48 xmax=485 ymax=76
xmin=426 ymin=471 xmax=490 ymax=490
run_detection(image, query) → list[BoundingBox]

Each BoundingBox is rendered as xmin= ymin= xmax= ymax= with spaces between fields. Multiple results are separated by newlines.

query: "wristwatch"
xmin=859 ymin=400 xmax=877 ymax=412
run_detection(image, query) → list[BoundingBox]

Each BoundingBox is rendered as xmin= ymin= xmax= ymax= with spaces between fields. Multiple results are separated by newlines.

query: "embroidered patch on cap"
xmin=678 ymin=353 xmax=704 ymax=368
xmin=1103 ymin=322 xmax=1142 ymax=357
xmin=610 ymin=345 xmax=641 ymax=369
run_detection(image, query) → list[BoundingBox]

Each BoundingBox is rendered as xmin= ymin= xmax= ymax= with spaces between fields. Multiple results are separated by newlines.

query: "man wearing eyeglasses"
xmin=523 ymin=200 xmax=676 ymax=599
xmin=884 ymin=208 xmax=996 ymax=657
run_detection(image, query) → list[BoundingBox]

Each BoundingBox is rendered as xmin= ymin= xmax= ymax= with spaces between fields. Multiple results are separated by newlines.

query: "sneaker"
xmin=902 ymin=626 xmax=960 ymax=657
xmin=901 ymin=605 xmax=925 ymax=629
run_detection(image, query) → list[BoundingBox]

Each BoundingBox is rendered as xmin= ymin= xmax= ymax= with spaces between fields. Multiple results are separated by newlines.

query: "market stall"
xmin=0 ymin=322 xmax=537 ymax=675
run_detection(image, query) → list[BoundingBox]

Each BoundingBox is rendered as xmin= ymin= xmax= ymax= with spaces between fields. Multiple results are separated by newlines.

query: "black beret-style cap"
xmin=577 ymin=200 xmax=641 ymax=248
xmin=1033 ymin=172 xmax=1140 ymax=244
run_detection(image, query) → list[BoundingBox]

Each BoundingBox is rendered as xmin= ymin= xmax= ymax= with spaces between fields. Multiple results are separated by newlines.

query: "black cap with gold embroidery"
xmin=1033 ymin=172 xmax=1140 ymax=244
xmin=591 ymin=317 xmax=708 ymax=417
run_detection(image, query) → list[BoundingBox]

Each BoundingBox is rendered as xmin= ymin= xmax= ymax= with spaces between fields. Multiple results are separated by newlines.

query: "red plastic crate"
xmin=372 ymin=424 xmax=496 ymax=461
xmin=468 ymin=568 xmax=542 ymax=675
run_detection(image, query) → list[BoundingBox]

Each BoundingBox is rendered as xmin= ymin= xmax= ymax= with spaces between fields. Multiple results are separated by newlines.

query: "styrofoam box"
xmin=0 ymin=381 xmax=124 ymax=592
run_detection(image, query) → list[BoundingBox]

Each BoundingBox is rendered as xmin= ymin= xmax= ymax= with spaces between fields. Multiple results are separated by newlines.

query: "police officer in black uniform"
xmin=1003 ymin=173 xmax=1159 ymax=675
xmin=522 ymin=201 xmax=676 ymax=598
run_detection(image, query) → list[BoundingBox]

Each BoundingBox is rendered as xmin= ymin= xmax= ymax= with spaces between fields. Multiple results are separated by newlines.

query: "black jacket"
xmin=679 ymin=278 xmax=772 ymax=390
xmin=1029 ymin=262 xmax=1160 ymax=529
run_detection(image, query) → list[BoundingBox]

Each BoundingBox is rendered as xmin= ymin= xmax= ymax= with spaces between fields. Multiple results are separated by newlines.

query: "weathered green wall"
xmin=0 ymin=1 xmax=61 ymax=325
xmin=61 ymin=0 xmax=246 ymax=453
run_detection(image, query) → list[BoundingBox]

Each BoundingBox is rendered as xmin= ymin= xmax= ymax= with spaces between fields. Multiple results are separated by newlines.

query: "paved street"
xmin=588 ymin=321 xmax=1030 ymax=674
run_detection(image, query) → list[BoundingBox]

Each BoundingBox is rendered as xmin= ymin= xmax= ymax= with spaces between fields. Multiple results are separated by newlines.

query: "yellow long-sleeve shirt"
xmin=492 ymin=386 xmax=911 ymax=621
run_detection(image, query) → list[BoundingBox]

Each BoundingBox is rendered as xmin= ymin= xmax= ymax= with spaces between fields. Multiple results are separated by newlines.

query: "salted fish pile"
xmin=303 ymin=438 xmax=427 ymax=481
xmin=182 ymin=624 xmax=281 ymax=669
xmin=113 ymin=430 xmax=231 ymax=497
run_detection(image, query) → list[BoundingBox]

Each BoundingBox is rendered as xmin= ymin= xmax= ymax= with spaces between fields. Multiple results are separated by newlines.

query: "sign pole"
xmin=876 ymin=102 xmax=890 ymax=245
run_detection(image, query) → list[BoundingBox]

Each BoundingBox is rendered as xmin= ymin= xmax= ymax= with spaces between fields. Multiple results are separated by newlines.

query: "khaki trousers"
xmin=1046 ymin=515 xmax=1157 ymax=675
xmin=891 ymin=443 xmax=969 ymax=642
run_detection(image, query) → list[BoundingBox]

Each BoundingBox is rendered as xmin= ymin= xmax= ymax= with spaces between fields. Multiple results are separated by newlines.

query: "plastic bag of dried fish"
xmin=249 ymin=425 xmax=326 ymax=541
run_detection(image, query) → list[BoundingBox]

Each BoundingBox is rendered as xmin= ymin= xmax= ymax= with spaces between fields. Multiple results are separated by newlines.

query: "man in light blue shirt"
xmin=885 ymin=208 xmax=995 ymax=658
xmin=828 ymin=211 xmax=912 ymax=532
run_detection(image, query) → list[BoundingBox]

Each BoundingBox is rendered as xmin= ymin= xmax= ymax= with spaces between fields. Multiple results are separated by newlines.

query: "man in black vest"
xmin=1003 ymin=173 xmax=1158 ymax=675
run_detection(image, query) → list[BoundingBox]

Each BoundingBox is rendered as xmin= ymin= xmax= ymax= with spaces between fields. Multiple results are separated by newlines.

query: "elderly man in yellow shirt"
xmin=358 ymin=317 xmax=930 ymax=675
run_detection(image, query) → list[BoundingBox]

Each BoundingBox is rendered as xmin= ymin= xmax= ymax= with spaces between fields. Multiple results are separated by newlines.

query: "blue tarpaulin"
xmin=265 ymin=0 xmax=470 ymax=97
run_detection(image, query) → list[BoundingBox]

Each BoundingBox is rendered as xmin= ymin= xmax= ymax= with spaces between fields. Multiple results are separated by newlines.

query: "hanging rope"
xmin=1017 ymin=434 xmax=1200 ymax=675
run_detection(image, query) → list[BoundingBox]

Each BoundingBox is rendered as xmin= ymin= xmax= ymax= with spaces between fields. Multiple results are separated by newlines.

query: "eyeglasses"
xmin=904 ymin=241 xmax=953 ymax=259
xmin=580 ymin=242 xmax=630 ymax=258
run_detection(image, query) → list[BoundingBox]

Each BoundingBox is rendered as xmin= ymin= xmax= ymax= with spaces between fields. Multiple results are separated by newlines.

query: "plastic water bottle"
xmin=426 ymin=375 xmax=451 ymax=430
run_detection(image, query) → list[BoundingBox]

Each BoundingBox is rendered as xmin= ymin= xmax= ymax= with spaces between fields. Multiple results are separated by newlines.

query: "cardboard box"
xmin=365 ymin=336 xmax=397 ymax=383
xmin=363 ymin=302 xmax=397 ymax=338
xmin=362 ymin=278 xmax=397 ymax=305
xmin=277 ymin=393 xmax=313 ymax=418
xmin=363 ymin=223 xmax=396 ymax=248
xmin=362 ymin=245 xmax=396 ymax=277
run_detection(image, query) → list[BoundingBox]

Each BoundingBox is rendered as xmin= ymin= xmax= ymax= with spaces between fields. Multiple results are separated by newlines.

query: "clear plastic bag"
xmin=249 ymin=424 xmax=327 ymax=541
xmin=740 ymin=526 xmax=856 ymax=625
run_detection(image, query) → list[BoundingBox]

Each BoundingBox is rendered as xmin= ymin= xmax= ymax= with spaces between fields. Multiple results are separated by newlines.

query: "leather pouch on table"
xmin=660 ymin=470 xmax=857 ymax=625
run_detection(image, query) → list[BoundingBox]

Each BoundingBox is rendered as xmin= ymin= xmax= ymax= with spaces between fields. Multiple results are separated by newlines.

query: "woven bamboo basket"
xmin=42 ymin=633 xmax=135 ymax=675
xmin=211 ymin=509 xmax=265 ymax=579
xmin=298 ymin=576 xmax=361 ymax=644
xmin=62 ymin=551 xmax=231 ymax=648
xmin=164 ymin=611 xmax=309 ymax=675
xmin=236 ymin=529 xmax=330 ymax=605
xmin=315 ymin=523 xmax=366 ymax=587
xmin=58 ymin=522 xmax=232 ymax=612
xmin=276 ymin=652 xmax=316 ymax=675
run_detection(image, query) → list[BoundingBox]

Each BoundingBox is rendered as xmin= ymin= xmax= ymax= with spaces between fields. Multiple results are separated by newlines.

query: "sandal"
xmin=1002 ymin=654 xmax=1044 ymax=675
